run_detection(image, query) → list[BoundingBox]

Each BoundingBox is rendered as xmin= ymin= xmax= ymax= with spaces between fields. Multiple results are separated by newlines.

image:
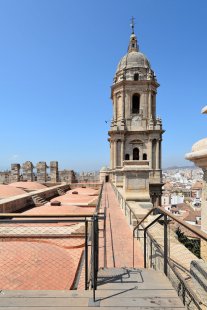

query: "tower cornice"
xmin=111 ymin=80 xmax=160 ymax=98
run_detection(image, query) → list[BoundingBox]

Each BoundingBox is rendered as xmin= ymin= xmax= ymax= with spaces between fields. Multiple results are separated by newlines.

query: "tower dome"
xmin=113 ymin=31 xmax=155 ymax=84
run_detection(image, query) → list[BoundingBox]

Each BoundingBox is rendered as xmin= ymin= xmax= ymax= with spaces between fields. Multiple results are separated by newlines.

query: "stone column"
xmin=50 ymin=161 xmax=58 ymax=183
xmin=36 ymin=162 xmax=48 ymax=183
xmin=10 ymin=164 xmax=20 ymax=183
xmin=110 ymin=141 xmax=114 ymax=169
xmin=148 ymin=91 xmax=152 ymax=119
xmin=122 ymin=87 xmax=125 ymax=120
xmin=185 ymin=111 xmax=207 ymax=261
xmin=121 ymin=140 xmax=124 ymax=166
xmin=22 ymin=161 xmax=34 ymax=181
xmin=199 ymin=168 xmax=207 ymax=261
xmin=159 ymin=139 xmax=162 ymax=169
xmin=114 ymin=96 xmax=117 ymax=122
xmin=149 ymin=140 xmax=152 ymax=169
xmin=156 ymin=140 xmax=159 ymax=169
xmin=125 ymin=92 xmax=130 ymax=118
xmin=114 ymin=140 xmax=117 ymax=168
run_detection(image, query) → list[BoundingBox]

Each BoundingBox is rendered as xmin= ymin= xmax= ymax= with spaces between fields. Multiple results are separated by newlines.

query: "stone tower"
xmin=22 ymin=161 xmax=34 ymax=181
xmin=36 ymin=162 xmax=48 ymax=183
xmin=10 ymin=163 xmax=21 ymax=183
xmin=50 ymin=161 xmax=59 ymax=183
xmin=109 ymin=24 xmax=164 ymax=205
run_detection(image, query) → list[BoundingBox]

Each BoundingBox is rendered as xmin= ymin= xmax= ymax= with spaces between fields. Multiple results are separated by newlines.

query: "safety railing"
xmin=0 ymin=183 xmax=105 ymax=299
xmin=111 ymin=182 xmax=138 ymax=226
xmin=110 ymin=182 xmax=207 ymax=308
xmin=91 ymin=182 xmax=105 ymax=301
xmin=133 ymin=207 xmax=207 ymax=309
xmin=0 ymin=213 xmax=95 ymax=289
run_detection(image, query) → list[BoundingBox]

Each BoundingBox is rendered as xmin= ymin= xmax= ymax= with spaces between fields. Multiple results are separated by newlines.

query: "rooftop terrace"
xmin=0 ymin=182 xmax=206 ymax=309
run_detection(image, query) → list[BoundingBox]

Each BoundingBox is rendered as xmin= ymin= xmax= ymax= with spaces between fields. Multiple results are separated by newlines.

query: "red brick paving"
xmin=99 ymin=183 xmax=144 ymax=268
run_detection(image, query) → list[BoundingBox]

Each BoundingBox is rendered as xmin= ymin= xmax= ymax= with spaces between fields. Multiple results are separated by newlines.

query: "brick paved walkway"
xmin=99 ymin=183 xmax=143 ymax=268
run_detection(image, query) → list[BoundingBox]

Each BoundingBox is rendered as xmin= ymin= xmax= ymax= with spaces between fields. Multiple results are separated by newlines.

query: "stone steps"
xmin=32 ymin=194 xmax=48 ymax=206
xmin=0 ymin=268 xmax=186 ymax=309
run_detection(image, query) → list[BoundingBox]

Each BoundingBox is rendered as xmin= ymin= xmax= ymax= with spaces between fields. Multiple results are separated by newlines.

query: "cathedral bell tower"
xmin=108 ymin=20 xmax=164 ymax=206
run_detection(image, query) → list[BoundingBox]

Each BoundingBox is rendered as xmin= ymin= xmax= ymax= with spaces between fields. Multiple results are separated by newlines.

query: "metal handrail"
xmin=133 ymin=206 xmax=207 ymax=242
xmin=132 ymin=206 xmax=207 ymax=308
xmin=95 ymin=182 xmax=104 ymax=213
xmin=110 ymin=181 xmax=138 ymax=223
xmin=0 ymin=213 xmax=95 ymax=218
xmin=0 ymin=183 xmax=105 ymax=297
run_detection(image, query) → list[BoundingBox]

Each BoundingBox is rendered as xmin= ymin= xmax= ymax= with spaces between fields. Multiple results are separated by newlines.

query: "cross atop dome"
xmin=128 ymin=17 xmax=139 ymax=52
xmin=130 ymin=16 xmax=135 ymax=34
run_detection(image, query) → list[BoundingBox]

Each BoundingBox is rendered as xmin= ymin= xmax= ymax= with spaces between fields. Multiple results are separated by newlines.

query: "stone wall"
xmin=0 ymin=172 xmax=10 ymax=184
xmin=59 ymin=170 xmax=76 ymax=183
xmin=1 ymin=161 xmax=77 ymax=184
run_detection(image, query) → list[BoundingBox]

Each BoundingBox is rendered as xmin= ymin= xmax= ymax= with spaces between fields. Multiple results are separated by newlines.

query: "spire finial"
xmin=130 ymin=16 xmax=135 ymax=34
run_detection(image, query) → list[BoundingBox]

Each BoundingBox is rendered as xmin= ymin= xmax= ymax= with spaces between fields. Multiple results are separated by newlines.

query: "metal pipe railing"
xmin=110 ymin=182 xmax=138 ymax=225
xmin=0 ymin=182 xmax=105 ymax=296
xmin=133 ymin=206 xmax=207 ymax=269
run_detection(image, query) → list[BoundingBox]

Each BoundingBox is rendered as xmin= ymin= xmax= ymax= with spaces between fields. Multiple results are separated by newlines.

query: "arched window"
xmin=143 ymin=153 xmax=147 ymax=160
xmin=134 ymin=73 xmax=139 ymax=81
xmin=125 ymin=154 xmax=129 ymax=160
xmin=133 ymin=148 xmax=139 ymax=160
xmin=132 ymin=94 xmax=140 ymax=114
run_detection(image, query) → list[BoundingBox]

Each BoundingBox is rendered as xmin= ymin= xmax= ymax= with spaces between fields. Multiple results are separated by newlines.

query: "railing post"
xmin=150 ymin=239 xmax=152 ymax=268
xmin=85 ymin=220 xmax=88 ymax=290
xmin=164 ymin=214 xmax=168 ymax=276
xmin=133 ymin=230 xmax=135 ymax=268
xmin=104 ymin=207 xmax=107 ymax=268
xmin=92 ymin=214 xmax=99 ymax=302
xmin=144 ymin=229 xmax=147 ymax=268
xmin=92 ymin=217 xmax=96 ymax=301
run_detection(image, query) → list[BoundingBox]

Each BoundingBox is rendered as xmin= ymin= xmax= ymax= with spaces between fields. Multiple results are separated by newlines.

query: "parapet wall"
xmin=2 ymin=161 xmax=77 ymax=184
xmin=0 ymin=184 xmax=70 ymax=213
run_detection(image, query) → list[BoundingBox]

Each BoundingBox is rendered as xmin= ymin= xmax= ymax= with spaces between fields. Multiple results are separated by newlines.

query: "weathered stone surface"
xmin=10 ymin=164 xmax=20 ymax=183
xmin=36 ymin=162 xmax=48 ymax=183
xmin=50 ymin=161 xmax=58 ymax=183
xmin=22 ymin=161 xmax=34 ymax=181
xmin=108 ymin=29 xmax=163 ymax=206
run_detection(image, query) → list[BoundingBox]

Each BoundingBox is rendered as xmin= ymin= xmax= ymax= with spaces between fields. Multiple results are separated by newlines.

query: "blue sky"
xmin=0 ymin=0 xmax=207 ymax=171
